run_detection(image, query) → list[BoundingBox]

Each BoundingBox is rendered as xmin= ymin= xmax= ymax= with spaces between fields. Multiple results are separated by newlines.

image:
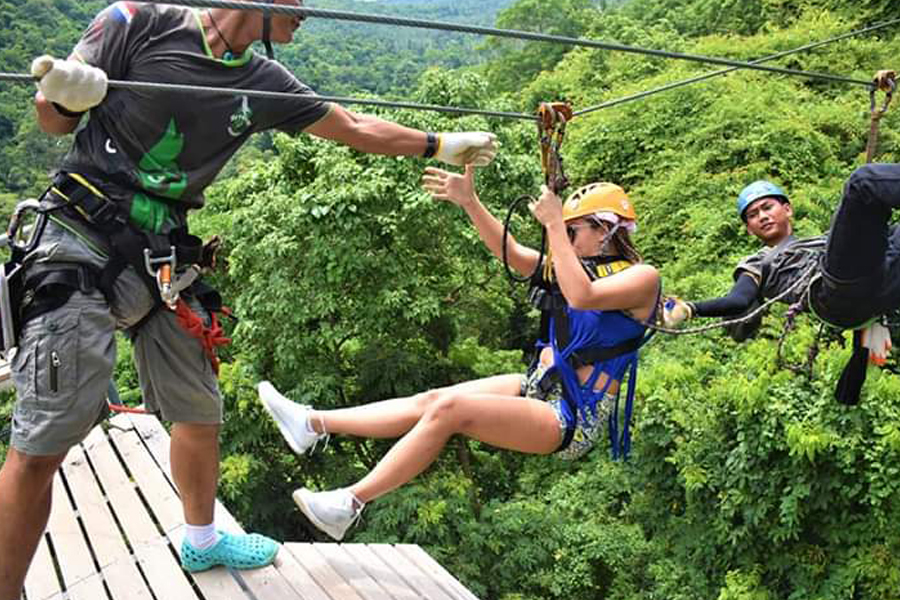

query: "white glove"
xmin=662 ymin=296 xmax=694 ymax=328
xmin=434 ymin=132 xmax=498 ymax=167
xmin=31 ymin=55 xmax=108 ymax=114
xmin=862 ymin=321 xmax=892 ymax=366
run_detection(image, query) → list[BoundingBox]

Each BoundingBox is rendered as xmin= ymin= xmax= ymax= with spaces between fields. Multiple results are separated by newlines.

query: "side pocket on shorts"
xmin=35 ymin=309 xmax=80 ymax=410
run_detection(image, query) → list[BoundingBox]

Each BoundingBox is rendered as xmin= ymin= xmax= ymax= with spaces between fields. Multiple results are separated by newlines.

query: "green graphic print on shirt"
xmin=131 ymin=118 xmax=186 ymax=233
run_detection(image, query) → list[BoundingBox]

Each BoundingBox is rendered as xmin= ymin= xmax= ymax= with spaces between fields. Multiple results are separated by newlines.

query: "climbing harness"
xmin=528 ymin=255 xmax=657 ymax=459
xmin=0 ymin=172 xmax=231 ymax=378
xmin=502 ymin=102 xmax=572 ymax=285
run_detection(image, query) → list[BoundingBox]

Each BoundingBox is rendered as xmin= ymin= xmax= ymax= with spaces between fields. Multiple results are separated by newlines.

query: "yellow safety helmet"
xmin=562 ymin=182 xmax=636 ymax=223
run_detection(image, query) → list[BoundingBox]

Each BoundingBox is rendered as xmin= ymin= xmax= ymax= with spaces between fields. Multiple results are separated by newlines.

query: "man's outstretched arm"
xmin=304 ymin=104 xmax=498 ymax=166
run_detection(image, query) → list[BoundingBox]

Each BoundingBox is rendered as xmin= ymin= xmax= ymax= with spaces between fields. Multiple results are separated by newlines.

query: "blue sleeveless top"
xmin=538 ymin=306 xmax=649 ymax=459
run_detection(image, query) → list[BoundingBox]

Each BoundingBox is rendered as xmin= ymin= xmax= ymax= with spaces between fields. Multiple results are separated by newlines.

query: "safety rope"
xmin=648 ymin=262 xmax=820 ymax=335
xmin=574 ymin=17 xmax=900 ymax=117
xmin=866 ymin=70 xmax=896 ymax=162
xmin=0 ymin=72 xmax=537 ymax=122
xmin=502 ymin=103 xmax=572 ymax=285
xmin=174 ymin=298 xmax=232 ymax=376
xmin=150 ymin=0 xmax=873 ymax=88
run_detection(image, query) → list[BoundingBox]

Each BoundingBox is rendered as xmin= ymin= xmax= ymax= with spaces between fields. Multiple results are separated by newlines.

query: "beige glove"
xmin=862 ymin=321 xmax=892 ymax=366
xmin=31 ymin=55 xmax=108 ymax=113
xmin=662 ymin=296 xmax=694 ymax=328
xmin=435 ymin=132 xmax=498 ymax=167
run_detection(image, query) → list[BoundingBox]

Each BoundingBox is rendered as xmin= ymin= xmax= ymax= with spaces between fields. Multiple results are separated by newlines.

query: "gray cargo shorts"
xmin=9 ymin=218 xmax=222 ymax=457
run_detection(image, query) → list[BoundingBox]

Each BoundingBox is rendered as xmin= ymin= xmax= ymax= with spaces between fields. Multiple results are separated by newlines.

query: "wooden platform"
xmin=23 ymin=412 xmax=479 ymax=600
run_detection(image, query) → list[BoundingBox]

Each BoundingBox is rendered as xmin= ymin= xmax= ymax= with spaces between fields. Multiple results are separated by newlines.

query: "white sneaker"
xmin=293 ymin=488 xmax=364 ymax=541
xmin=257 ymin=381 xmax=327 ymax=455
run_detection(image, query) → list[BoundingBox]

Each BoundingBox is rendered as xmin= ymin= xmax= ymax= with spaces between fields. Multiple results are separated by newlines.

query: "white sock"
xmin=185 ymin=523 xmax=218 ymax=550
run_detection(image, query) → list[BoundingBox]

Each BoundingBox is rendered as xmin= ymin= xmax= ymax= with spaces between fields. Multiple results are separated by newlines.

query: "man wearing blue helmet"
xmin=664 ymin=179 xmax=825 ymax=340
xmin=664 ymin=164 xmax=900 ymax=402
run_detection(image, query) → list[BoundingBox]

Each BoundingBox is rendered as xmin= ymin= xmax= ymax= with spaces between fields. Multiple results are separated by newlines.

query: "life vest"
xmin=528 ymin=256 xmax=656 ymax=458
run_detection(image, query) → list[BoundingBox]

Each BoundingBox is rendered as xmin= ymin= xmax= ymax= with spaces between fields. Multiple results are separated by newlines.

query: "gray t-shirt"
xmin=61 ymin=3 xmax=331 ymax=211
xmin=734 ymin=234 xmax=826 ymax=304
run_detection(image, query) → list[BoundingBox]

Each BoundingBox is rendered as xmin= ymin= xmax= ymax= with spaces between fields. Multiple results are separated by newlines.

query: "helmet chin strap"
xmin=261 ymin=0 xmax=275 ymax=59
xmin=597 ymin=222 xmax=621 ymax=256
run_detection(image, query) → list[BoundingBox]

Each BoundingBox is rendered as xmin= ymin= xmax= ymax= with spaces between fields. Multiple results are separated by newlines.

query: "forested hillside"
xmin=3 ymin=0 xmax=900 ymax=598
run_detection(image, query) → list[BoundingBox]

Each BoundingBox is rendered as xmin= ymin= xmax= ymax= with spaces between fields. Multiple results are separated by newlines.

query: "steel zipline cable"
xmin=574 ymin=17 xmax=900 ymax=117
xmin=0 ymin=72 xmax=537 ymax=121
xmin=150 ymin=0 xmax=873 ymax=88
xmin=0 ymin=7 xmax=893 ymax=122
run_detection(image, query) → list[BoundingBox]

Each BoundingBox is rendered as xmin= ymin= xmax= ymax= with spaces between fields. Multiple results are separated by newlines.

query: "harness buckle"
xmin=144 ymin=246 xmax=178 ymax=308
xmin=6 ymin=199 xmax=45 ymax=255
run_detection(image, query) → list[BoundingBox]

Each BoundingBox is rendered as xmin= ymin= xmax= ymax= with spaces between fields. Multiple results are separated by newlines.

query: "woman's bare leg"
xmin=310 ymin=374 xmax=522 ymax=439
xmin=349 ymin=390 xmax=562 ymax=503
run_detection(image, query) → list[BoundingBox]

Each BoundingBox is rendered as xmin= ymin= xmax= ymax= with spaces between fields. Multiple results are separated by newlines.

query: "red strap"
xmin=107 ymin=403 xmax=149 ymax=415
xmin=174 ymin=298 xmax=232 ymax=375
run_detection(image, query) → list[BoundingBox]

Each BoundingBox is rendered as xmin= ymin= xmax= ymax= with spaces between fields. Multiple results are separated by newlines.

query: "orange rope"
xmin=174 ymin=298 xmax=232 ymax=375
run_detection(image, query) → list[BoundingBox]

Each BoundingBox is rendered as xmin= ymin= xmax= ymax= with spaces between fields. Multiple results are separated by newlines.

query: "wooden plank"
xmin=126 ymin=412 xmax=243 ymax=533
xmin=108 ymin=427 xmax=183 ymax=533
xmin=286 ymin=543 xmax=366 ymax=600
xmin=343 ymin=544 xmax=422 ymax=600
xmin=111 ymin=422 xmax=282 ymax=600
xmin=122 ymin=413 xmax=303 ymax=600
xmin=272 ymin=544 xmax=334 ymax=600
xmin=65 ymin=572 xmax=109 ymax=600
xmin=368 ymin=544 xmax=454 ymax=600
xmin=46 ymin=474 xmax=97 ymax=587
xmin=62 ymin=437 xmax=134 ymax=564
xmin=90 ymin=427 xmax=200 ymax=600
xmin=397 ymin=545 xmax=479 ymax=600
xmin=23 ymin=534 xmax=62 ymax=600
xmin=61 ymin=437 xmax=154 ymax=600
xmin=313 ymin=543 xmax=394 ymax=600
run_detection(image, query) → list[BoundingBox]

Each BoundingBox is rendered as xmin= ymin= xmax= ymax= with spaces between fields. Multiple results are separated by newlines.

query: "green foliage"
xmin=480 ymin=0 xmax=599 ymax=92
xmin=282 ymin=0 xmax=514 ymax=96
xmin=0 ymin=0 xmax=105 ymax=196
xmin=3 ymin=0 xmax=900 ymax=598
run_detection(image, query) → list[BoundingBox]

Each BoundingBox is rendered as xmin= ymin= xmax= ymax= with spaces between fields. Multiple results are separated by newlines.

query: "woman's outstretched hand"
xmin=529 ymin=185 xmax=564 ymax=227
xmin=422 ymin=164 xmax=477 ymax=208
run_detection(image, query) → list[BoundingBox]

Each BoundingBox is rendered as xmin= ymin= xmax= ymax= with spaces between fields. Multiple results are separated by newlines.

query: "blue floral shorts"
xmin=521 ymin=363 xmax=614 ymax=461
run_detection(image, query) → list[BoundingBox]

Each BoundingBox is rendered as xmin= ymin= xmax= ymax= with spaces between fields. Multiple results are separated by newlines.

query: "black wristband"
xmin=52 ymin=102 xmax=85 ymax=119
xmin=423 ymin=132 xmax=438 ymax=159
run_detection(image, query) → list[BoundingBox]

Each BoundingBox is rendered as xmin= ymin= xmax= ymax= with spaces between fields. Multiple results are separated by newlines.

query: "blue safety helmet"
xmin=736 ymin=180 xmax=788 ymax=221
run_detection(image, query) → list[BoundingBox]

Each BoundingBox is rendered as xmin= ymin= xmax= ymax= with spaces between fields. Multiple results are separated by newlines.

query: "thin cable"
xmin=150 ymin=0 xmax=873 ymax=87
xmin=649 ymin=262 xmax=819 ymax=336
xmin=0 ymin=73 xmax=536 ymax=121
xmin=575 ymin=17 xmax=900 ymax=116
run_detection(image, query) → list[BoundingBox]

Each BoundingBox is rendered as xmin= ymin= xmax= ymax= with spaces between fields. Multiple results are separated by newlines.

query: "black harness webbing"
xmin=19 ymin=173 xmax=207 ymax=337
xmin=20 ymin=265 xmax=101 ymax=324
xmin=48 ymin=172 xmax=204 ymax=302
